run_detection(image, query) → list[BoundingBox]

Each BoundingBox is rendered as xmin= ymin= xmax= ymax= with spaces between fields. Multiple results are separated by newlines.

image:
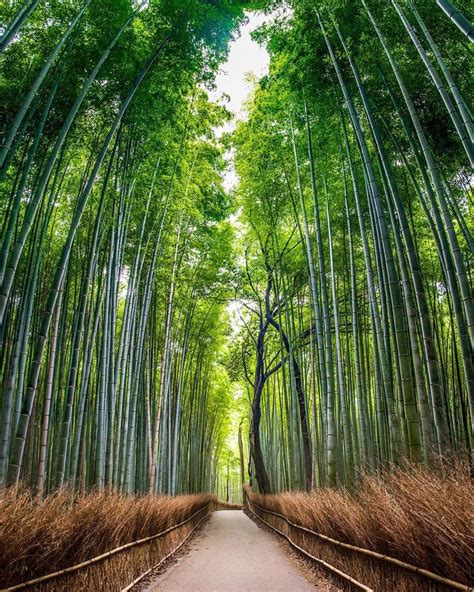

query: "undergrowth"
xmin=246 ymin=461 xmax=473 ymax=589
xmin=0 ymin=488 xmax=216 ymax=588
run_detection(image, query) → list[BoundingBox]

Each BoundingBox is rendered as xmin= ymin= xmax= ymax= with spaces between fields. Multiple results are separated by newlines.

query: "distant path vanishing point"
xmin=144 ymin=509 xmax=325 ymax=591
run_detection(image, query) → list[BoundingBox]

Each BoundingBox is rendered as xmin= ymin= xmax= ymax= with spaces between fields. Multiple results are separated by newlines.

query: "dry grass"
xmin=246 ymin=462 xmax=473 ymax=591
xmin=0 ymin=488 xmax=216 ymax=590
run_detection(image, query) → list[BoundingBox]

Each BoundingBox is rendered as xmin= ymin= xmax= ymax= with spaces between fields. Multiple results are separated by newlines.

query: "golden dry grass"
xmin=246 ymin=462 xmax=473 ymax=590
xmin=0 ymin=488 xmax=216 ymax=589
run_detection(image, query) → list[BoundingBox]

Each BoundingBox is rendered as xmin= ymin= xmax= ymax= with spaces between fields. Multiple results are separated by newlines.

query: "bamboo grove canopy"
xmin=0 ymin=0 xmax=472 ymax=497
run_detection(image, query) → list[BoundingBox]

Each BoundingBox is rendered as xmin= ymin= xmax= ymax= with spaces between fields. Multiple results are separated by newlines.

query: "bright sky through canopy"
xmin=211 ymin=12 xmax=270 ymax=118
xmin=211 ymin=12 xmax=270 ymax=191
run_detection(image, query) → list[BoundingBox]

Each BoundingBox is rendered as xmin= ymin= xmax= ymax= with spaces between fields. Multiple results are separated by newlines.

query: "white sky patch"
xmin=210 ymin=12 xmax=270 ymax=119
xmin=210 ymin=12 xmax=271 ymax=191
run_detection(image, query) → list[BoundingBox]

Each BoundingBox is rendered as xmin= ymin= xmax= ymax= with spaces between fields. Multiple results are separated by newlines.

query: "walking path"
xmin=144 ymin=510 xmax=320 ymax=591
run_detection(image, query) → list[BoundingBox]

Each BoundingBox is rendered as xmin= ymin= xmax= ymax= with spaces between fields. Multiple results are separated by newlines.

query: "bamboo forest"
xmin=0 ymin=1 xmax=473 ymax=591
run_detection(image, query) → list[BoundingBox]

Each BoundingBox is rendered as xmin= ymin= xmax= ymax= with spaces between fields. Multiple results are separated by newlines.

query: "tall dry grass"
xmin=246 ymin=462 xmax=473 ymax=590
xmin=0 ymin=488 xmax=216 ymax=590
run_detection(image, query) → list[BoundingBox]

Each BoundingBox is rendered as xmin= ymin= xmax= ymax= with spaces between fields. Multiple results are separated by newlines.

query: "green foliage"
xmin=0 ymin=0 xmax=250 ymax=495
xmin=232 ymin=0 xmax=473 ymax=491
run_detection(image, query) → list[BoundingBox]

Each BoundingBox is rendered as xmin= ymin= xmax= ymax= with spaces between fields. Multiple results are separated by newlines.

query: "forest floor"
xmin=139 ymin=510 xmax=337 ymax=591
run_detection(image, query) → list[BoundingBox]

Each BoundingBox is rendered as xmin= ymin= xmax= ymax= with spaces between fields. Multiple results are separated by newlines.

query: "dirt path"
xmin=143 ymin=510 xmax=326 ymax=591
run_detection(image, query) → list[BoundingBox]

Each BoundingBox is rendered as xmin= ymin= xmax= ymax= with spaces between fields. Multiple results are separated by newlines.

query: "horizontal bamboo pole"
xmin=2 ymin=503 xmax=210 ymax=591
xmin=247 ymin=501 xmax=373 ymax=591
xmin=248 ymin=498 xmax=470 ymax=591
xmin=121 ymin=507 xmax=210 ymax=591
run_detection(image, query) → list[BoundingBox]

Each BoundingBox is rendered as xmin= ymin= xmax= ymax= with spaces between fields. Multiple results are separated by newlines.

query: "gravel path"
xmin=143 ymin=510 xmax=321 ymax=591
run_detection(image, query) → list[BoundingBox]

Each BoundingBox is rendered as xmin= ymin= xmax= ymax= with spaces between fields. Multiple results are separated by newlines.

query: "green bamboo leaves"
xmin=233 ymin=0 xmax=472 ymax=491
xmin=0 ymin=1 xmax=245 ymax=495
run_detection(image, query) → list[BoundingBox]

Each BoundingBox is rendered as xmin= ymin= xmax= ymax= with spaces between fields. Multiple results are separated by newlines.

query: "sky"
xmin=209 ymin=13 xmax=271 ymax=191
xmin=211 ymin=13 xmax=270 ymax=117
